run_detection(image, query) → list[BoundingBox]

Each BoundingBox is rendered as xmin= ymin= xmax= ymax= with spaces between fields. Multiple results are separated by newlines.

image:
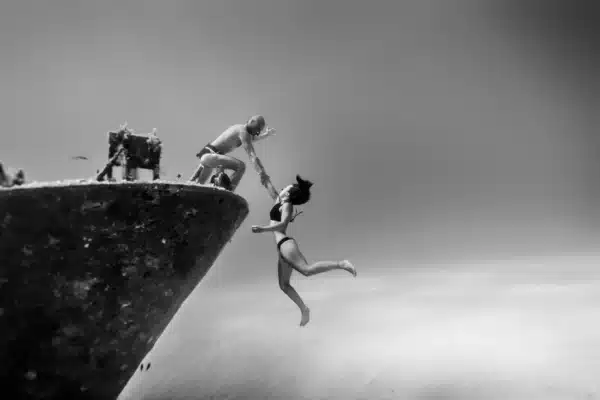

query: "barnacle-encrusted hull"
xmin=0 ymin=181 xmax=249 ymax=399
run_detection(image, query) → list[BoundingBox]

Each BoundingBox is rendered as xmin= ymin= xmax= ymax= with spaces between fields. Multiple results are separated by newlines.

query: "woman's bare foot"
xmin=340 ymin=260 xmax=357 ymax=277
xmin=300 ymin=307 xmax=310 ymax=327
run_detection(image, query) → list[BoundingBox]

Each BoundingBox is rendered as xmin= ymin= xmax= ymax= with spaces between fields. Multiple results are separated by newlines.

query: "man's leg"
xmin=228 ymin=159 xmax=246 ymax=191
xmin=197 ymin=154 xmax=246 ymax=191
xmin=195 ymin=164 xmax=213 ymax=185
xmin=190 ymin=147 xmax=211 ymax=183
xmin=189 ymin=163 xmax=204 ymax=182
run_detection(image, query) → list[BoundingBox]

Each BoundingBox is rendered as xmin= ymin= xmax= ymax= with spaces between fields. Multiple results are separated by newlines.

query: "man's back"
xmin=210 ymin=124 xmax=246 ymax=154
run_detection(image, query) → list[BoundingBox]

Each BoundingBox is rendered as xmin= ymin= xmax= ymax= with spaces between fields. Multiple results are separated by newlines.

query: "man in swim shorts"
xmin=189 ymin=115 xmax=276 ymax=192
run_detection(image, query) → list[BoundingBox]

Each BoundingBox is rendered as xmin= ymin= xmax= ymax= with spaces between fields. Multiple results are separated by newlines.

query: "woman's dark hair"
xmin=288 ymin=175 xmax=313 ymax=205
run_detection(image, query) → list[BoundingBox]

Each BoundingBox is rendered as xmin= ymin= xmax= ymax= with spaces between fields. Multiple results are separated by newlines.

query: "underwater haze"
xmin=120 ymin=257 xmax=600 ymax=400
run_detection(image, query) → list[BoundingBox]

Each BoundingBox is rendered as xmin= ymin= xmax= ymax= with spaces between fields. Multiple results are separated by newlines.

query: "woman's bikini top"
xmin=269 ymin=201 xmax=295 ymax=222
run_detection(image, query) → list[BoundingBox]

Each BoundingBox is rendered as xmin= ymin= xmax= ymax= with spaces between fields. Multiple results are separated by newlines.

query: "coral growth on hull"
xmin=0 ymin=181 xmax=249 ymax=399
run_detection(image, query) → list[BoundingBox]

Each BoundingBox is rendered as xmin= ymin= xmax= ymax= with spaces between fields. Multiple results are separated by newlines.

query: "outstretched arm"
xmin=241 ymin=131 xmax=268 ymax=176
xmin=253 ymin=127 xmax=276 ymax=143
xmin=264 ymin=178 xmax=279 ymax=201
xmin=252 ymin=203 xmax=293 ymax=233
xmin=240 ymin=130 xmax=277 ymax=196
xmin=255 ymin=128 xmax=278 ymax=199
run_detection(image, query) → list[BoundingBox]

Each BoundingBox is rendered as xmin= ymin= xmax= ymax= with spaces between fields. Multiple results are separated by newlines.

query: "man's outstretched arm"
xmin=241 ymin=131 xmax=268 ymax=174
xmin=240 ymin=132 xmax=279 ymax=199
xmin=253 ymin=127 xmax=276 ymax=143
xmin=263 ymin=176 xmax=279 ymax=201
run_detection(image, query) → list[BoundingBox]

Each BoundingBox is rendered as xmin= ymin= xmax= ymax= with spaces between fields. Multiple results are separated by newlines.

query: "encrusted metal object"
xmin=97 ymin=123 xmax=163 ymax=182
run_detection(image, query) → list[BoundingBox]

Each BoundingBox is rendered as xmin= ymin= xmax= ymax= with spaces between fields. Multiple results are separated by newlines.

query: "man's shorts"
xmin=196 ymin=143 xmax=223 ymax=159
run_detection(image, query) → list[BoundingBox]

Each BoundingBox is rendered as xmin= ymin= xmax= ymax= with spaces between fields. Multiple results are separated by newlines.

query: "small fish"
xmin=71 ymin=156 xmax=89 ymax=160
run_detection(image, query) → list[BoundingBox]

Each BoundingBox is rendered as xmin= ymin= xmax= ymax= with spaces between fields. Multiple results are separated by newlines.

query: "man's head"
xmin=246 ymin=115 xmax=266 ymax=136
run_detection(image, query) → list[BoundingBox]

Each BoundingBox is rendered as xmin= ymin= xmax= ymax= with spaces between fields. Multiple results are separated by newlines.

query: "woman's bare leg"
xmin=278 ymin=257 xmax=310 ymax=326
xmin=280 ymin=240 xmax=356 ymax=277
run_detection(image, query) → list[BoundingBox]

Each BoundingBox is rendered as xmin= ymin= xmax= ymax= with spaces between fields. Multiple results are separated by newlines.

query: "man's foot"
xmin=340 ymin=260 xmax=357 ymax=277
xmin=300 ymin=307 xmax=310 ymax=327
xmin=211 ymin=172 xmax=233 ymax=191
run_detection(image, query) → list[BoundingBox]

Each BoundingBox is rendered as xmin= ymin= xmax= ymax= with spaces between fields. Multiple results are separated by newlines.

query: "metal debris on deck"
xmin=0 ymin=161 xmax=25 ymax=187
xmin=96 ymin=123 xmax=163 ymax=182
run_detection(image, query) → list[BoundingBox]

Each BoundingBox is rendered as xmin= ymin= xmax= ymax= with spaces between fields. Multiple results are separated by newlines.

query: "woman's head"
xmin=280 ymin=175 xmax=313 ymax=205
